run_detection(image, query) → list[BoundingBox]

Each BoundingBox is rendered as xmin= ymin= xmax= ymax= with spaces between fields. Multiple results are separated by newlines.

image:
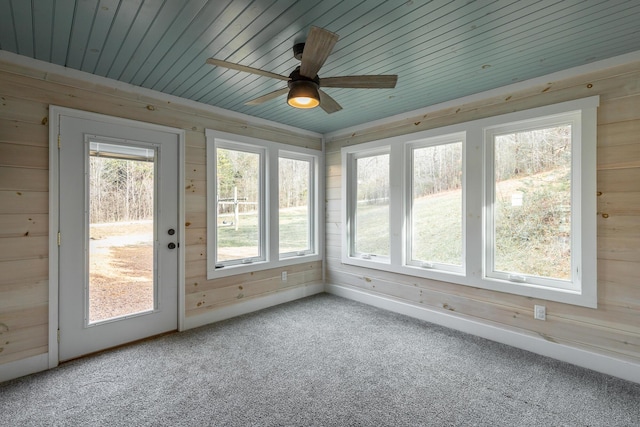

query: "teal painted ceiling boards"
xmin=1 ymin=0 xmax=639 ymax=134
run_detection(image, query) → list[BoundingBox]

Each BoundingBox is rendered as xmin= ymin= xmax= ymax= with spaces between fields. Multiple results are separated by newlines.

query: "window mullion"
xmin=464 ymin=124 xmax=484 ymax=282
xmin=267 ymin=148 xmax=278 ymax=262
xmin=309 ymin=157 xmax=317 ymax=254
xmin=389 ymin=143 xmax=404 ymax=266
xmin=478 ymin=122 xmax=495 ymax=282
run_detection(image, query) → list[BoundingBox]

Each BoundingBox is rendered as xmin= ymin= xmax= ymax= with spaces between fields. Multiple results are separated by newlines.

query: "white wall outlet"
xmin=281 ymin=271 xmax=287 ymax=282
xmin=534 ymin=305 xmax=546 ymax=320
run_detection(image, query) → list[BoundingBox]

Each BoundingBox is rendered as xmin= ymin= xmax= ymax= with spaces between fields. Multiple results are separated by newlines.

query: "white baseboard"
xmin=184 ymin=282 xmax=325 ymax=330
xmin=6 ymin=284 xmax=636 ymax=385
xmin=326 ymin=283 xmax=640 ymax=385
xmin=0 ymin=353 xmax=49 ymax=383
xmin=2 ymin=284 xmax=323 ymax=383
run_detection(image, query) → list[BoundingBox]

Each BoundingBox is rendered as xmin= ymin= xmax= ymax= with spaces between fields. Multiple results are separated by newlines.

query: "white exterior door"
xmin=57 ymin=111 xmax=180 ymax=361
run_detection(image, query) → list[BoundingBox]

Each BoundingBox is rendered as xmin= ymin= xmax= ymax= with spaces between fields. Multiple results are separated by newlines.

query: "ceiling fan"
xmin=206 ymin=26 xmax=398 ymax=114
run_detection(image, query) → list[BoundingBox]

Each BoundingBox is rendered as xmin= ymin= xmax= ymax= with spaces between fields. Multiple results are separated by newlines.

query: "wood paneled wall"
xmin=2 ymin=54 xmax=639 ymax=370
xmin=325 ymin=61 xmax=640 ymax=363
xmin=0 ymin=59 xmax=322 ymax=366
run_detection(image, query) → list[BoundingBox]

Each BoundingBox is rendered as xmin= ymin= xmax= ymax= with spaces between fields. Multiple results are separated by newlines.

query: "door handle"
xmin=168 ymin=242 xmax=176 ymax=249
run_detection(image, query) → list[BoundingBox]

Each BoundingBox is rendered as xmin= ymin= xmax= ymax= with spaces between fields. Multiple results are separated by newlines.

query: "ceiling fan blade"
xmin=321 ymin=75 xmax=398 ymax=88
xmin=245 ymin=88 xmax=289 ymax=106
xmin=206 ymin=58 xmax=289 ymax=81
xmin=319 ymin=90 xmax=342 ymax=114
xmin=299 ymin=26 xmax=339 ymax=79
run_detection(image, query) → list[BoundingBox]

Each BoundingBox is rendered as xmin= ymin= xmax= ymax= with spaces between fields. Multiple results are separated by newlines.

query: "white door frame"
xmin=48 ymin=105 xmax=185 ymax=368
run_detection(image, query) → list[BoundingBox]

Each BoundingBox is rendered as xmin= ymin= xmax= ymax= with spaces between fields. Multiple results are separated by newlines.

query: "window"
xmin=485 ymin=115 xmax=576 ymax=290
xmin=207 ymin=130 xmax=321 ymax=278
xmin=279 ymin=153 xmax=315 ymax=258
xmin=214 ymin=144 xmax=264 ymax=266
xmin=350 ymin=151 xmax=390 ymax=260
xmin=342 ymin=97 xmax=598 ymax=307
xmin=408 ymin=134 xmax=464 ymax=272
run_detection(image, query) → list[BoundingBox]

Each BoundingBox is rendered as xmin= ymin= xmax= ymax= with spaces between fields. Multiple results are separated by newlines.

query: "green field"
xmin=354 ymin=170 xmax=570 ymax=279
xmin=217 ymin=170 xmax=570 ymax=279
xmin=217 ymin=207 xmax=310 ymax=259
xmin=354 ymin=190 xmax=462 ymax=265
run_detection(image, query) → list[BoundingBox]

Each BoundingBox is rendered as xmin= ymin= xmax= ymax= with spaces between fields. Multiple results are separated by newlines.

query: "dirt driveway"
xmin=89 ymin=221 xmax=154 ymax=323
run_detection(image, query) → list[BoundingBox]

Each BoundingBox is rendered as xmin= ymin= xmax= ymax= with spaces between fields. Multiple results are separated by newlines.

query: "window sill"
xmin=207 ymin=253 xmax=322 ymax=280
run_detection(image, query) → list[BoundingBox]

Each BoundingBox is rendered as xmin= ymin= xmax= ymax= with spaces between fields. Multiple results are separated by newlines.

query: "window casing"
xmin=484 ymin=114 xmax=578 ymax=291
xmin=207 ymin=130 xmax=322 ymax=279
xmin=342 ymin=97 xmax=598 ymax=307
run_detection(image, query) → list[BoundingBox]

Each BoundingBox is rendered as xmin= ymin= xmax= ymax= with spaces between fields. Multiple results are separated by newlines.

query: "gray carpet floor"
xmin=1 ymin=294 xmax=639 ymax=426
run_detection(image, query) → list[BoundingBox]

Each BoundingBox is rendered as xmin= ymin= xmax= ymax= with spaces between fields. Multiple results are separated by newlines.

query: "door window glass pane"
xmin=88 ymin=144 xmax=155 ymax=323
xmin=492 ymin=125 xmax=572 ymax=280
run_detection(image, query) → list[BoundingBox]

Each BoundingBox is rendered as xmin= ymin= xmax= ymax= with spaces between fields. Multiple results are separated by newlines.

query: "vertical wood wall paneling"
xmin=0 ymin=60 xmax=322 ymax=366
xmin=325 ymin=62 xmax=640 ymax=364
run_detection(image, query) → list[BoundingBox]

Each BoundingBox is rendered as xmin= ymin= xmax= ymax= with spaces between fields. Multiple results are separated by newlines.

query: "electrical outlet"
xmin=281 ymin=271 xmax=287 ymax=282
xmin=534 ymin=305 xmax=546 ymax=320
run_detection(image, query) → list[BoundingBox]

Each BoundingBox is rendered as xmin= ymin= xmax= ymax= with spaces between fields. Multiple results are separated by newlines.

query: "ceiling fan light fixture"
xmin=208 ymin=27 xmax=397 ymax=113
xmin=287 ymin=80 xmax=320 ymax=109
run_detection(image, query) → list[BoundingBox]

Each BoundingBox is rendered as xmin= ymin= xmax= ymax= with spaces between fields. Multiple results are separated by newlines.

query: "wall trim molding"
xmin=324 ymin=50 xmax=640 ymax=141
xmin=0 ymin=353 xmax=49 ymax=383
xmin=0 ymin=50 xmax=323 ymax=140
xmin=184 ymin=282 xmax=325 ymax=330
xmin=325 ymin=283 xmax=640 ymax=385
xmin=4 ymin=285 xmax=637 ymax=385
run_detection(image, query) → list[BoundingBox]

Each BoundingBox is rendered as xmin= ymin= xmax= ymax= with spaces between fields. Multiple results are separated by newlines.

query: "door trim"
xmin=48 ymin=105 xmax=185 ymax=368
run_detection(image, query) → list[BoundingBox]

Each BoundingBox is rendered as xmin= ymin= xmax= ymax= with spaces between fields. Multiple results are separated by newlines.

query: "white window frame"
xmin=342 ymin=97 xmax=598 ymax=307
xmin=344 ymin=146 xmax=392 ymax=264
xmin=206 ymin=130 xmax=322 ymax=279
xmin=212 ymin=140 xmax=266 ymax=267
xmin=484 ymin=112 xmax=580 ymax=291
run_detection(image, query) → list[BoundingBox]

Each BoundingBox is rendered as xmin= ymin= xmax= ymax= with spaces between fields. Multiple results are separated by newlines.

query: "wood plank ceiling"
xmin=1 ymin=0 xmax=639 ymax=134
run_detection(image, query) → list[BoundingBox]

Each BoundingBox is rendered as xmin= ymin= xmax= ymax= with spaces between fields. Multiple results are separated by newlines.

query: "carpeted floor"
xmin=1 ymin=294 xmax=639 ymax=426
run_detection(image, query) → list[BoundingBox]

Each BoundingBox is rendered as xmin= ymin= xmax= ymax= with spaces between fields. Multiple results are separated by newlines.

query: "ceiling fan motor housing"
xmin=288 ymin=67 xmax=320 ymax=86
xmin=293 ymin=43 xmax=305 ymax=61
